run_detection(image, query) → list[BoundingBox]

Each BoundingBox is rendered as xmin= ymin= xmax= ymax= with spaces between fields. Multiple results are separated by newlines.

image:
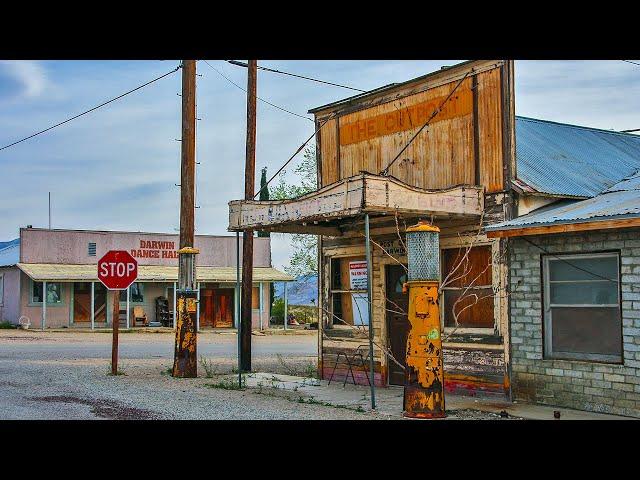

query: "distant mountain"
xmin=274 ymin=274 xmax=318 ymax=306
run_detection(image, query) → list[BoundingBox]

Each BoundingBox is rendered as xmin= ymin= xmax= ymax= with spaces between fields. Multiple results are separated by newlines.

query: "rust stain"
xmin=172 ymin=295 xmax=198 ymax=378
xmin=403 ymin=282 xmax=446 ymax=418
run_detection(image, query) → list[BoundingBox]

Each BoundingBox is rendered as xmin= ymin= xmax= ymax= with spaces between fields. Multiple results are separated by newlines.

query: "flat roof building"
xmin=0 ymin=227 xmax=292 ymax=330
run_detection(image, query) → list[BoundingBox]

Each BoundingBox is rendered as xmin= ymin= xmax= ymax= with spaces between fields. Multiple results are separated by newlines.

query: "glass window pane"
xmin=550 ymin=280 xmax=618 ymax=305
xmin=33 ymin=282 xmax=43 ymax=303
xmin=550 ymin=307 xmax=621 ymax=358
xmin=130 ymin=283 xmax=143 ymax=302
xmin=443 ymin=288 xmax=494 ymax=328
xmin=46 ymin=283 xmax=62 ymax=303
xmin=549 ymin=256 xmax=618 ymax=281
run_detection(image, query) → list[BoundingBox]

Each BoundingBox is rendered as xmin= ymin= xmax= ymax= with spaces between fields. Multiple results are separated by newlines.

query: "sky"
xmin=1 ymin=60 xmax=639 ymax=271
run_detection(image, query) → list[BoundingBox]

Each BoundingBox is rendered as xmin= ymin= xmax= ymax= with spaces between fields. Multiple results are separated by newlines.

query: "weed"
xmin=199 ymin=356 xmax=219 ymax=378
xmin=276 ymin=353 xmax=317 ymax=378
xmin=0 ymin=321 xmax=17 ymax=329
xmin=205 ymin=376 xmax=245 ymax=390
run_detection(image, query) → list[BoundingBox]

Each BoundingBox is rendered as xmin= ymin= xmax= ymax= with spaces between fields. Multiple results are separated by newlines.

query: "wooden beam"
xmin=486 ymin=218 xmax=640 ymax=238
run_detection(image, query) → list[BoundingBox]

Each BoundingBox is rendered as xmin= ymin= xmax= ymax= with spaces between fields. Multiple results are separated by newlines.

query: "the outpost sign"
xmin=130 ymin=240 xmax=179 ymax=259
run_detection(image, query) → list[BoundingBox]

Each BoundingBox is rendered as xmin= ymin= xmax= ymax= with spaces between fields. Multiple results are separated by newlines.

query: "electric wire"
xmin=622 ymin=60 xmax=640 ymax=67
xmin=201 ymin=60 xmax=313 ymax=122
xmin=253 ymin=112 xmax=338 ymax=200
xmin=226 ymin=60 xmax=366 ymax=93
xmin=0 ymin=64 xmax=182 ymax=152
xmin=379 ymin=70 xmax=472 ymax=175
xmin=521 ymin=236 xmax=619 ymax=284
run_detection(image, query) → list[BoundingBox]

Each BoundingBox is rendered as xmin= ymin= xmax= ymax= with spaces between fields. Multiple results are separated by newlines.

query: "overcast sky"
xmin=0 ymin=60 xmax=639 ymax=271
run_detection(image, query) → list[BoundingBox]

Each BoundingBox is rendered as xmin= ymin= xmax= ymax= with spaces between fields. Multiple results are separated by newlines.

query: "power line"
xmin=521 ymin=236 xmax=619 ymax=284
xmin=622 ymin=60 xmax=640 ymax=67
xmin=253 ymin=112 xmax=338 ymax=200
xmin=380 ymin=70 xmax=472 ymax=176
xmin=226 ymin=60 xmax=367 ymax=93
xmin=202 ymin=60 xmax=313 ymax=122
xmin=0 ymin=64 xmax=182 ymax=152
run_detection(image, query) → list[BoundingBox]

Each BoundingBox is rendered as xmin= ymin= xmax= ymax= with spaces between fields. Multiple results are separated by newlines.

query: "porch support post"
xmin=283 ymin=281 xmax=288 ymax=331
xmin=259 ymin=281 xmax=264 ymax=330
xmin=91 ymin=282 xmax=95 ymax=330
xmin=42 ymin=280 xmax=47 ymax=331
xmin=173 ymin=281 xmax=177 ymax=328
xmin=365 ymin=213 xmax=376 ymax=410
xmin=236 ymin=231 xmax=242 ymax=386
xmin=126 ymin=285 xmax=130 ymax=329
xmin=196 ymin=282 xmax=200 ymax=332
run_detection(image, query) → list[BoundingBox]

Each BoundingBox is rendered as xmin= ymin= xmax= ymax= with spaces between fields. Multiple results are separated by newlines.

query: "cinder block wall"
xmin=509 ymin=228 xmax=640 ymax=418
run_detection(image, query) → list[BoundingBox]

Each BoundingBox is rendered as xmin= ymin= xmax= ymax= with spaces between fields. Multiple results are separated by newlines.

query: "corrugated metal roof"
xmin=515 ymin=116 xmax=640 ymax=198
xmin=17 ymin=264 xmax=293 ymax=282
xmin=486 ymin=177 xmax=640 ymax=232
xmin=0 ymin=240 xmax=19 ymax=267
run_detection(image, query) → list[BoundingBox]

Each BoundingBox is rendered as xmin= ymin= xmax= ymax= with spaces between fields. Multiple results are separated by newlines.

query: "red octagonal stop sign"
xmin=98 ymin=250 xmax=138 ymax=290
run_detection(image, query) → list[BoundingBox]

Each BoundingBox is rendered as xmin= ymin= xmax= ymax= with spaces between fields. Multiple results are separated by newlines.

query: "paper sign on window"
xmin=349 ymin=261 xmax=369 ymax=326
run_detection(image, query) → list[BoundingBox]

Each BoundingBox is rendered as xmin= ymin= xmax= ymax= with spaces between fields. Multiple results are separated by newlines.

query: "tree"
xmin=270 ymin=146 xmax=318 ymax=278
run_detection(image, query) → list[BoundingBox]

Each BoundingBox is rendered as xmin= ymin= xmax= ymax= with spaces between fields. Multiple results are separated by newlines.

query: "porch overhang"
xmin=228 ymin=173 xmax=484 ymax=236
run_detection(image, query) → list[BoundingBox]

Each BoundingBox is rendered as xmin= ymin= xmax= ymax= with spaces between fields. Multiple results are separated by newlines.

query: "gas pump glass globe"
xmin=406 ymin=222 xmax=440 ymax=282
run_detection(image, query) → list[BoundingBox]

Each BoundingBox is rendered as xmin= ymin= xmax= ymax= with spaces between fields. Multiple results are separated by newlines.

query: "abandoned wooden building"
xmin=230 ymin=59 xmax=516 ymax=397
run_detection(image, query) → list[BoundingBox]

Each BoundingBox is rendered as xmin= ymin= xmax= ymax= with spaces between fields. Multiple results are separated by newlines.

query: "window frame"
xmin=120 ymin=282 xmax=145 ymax=303
xmin=29 ymin=280 xmax=65 ymax=306
xmin=542 ymin=250 xmax=623 ymax=364
xmin=0 ymin=273 xmax=4 ymax=306
xmin=440 ymin=244 xmax=497 ymax=334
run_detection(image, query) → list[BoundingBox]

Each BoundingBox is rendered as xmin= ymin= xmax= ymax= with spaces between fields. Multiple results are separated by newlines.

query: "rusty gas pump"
xmin=403 ymin=222 xmax=445 ymax=418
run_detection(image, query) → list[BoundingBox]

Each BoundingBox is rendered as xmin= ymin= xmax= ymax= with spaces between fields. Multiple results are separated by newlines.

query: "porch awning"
xmin=228 ymin=173 xmax=484 ymax=235
xmin=16 ymin=263 xmax=294 ymax=283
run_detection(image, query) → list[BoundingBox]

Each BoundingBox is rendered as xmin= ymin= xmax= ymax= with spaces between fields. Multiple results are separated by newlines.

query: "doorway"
xmin=386 ymin=264 xmax=409 ymax=386
xmin=200 ymin=288 xmax=234 ymax=328
xmin=73 ymin=282 xmax=107 ymax=325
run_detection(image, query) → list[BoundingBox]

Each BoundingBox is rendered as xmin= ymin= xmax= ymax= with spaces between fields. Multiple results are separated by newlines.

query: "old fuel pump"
xmin=403 ymin=222 xmax=445 ymax=418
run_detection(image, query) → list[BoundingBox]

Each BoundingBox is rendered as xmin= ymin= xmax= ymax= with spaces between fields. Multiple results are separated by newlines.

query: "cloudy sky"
xmin=0 ymin=60 xmax=639 ymax=270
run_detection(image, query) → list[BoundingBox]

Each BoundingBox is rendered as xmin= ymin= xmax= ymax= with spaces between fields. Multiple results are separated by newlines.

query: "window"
xmin=543 ymin=252 xmax=622 ymax=363
xmin=329 ymin=256 xmax=369 ymax=327
xmin=441 ymin=246 xmax=494 ymax=329
xmin=88 ymin=242 xmax=97 ymax=256
xmin=120 ymin=282 xmax=144 ymax=302
xmin=31 ymin=281 xmax=63 ymax=304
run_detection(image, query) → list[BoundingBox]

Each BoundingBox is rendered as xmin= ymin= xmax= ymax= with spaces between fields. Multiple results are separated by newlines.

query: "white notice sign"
xmin=349 ymin=261 xmax=369 ymax=326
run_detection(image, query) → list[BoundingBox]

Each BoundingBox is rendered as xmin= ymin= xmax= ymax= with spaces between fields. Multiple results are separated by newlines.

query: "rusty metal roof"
xmin=515 ymin=116 xmax=640 ymax=198
xmin=486 ymin=170 xmax=640 ymax=232
xmin=17 ymin=264 xmax=293 ymax=283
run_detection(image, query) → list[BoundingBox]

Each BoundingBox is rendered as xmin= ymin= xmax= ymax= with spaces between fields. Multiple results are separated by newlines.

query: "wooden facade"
xmin=228 ymin=59 xmax=516 ymax=397
xmin=312 ymin=60 xmax=516 ymax=396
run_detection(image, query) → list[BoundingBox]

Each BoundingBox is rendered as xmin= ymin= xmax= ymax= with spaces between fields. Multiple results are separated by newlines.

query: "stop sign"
xmin=98 ymin=250 xmax=138 ymax=290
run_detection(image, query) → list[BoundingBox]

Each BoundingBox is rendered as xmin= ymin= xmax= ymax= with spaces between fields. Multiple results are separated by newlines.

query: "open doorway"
xmin=385 ymin=264 xmax=409 ymax=386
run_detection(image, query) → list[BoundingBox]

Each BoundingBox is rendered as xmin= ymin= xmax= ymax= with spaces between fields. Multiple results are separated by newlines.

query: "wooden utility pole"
xmin=172 ymin=59 xmax=198 ymax=378
xmin=240 ymin=60 xmax=257 ymax=372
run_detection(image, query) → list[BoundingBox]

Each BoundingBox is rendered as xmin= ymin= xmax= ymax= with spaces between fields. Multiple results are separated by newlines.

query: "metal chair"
xmin=327 ymin=344 xmax=371 ymax=387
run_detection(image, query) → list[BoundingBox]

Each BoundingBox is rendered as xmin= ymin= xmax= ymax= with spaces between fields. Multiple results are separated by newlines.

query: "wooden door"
xmin=213 ymin=290 xmax=233 ymax=328
xmin=73 ymin=282 xmax=91 ymax=323
xmin=200 ymin=289 xmax=214 ymax=328
xmin=386 ymin=264 xmax=409 ymax=386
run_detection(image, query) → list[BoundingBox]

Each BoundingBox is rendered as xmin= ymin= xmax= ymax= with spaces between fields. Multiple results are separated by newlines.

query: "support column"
xmin=283 ymin=281 xmax=288 ymax=331
xmin=91 ymin=282 xmax=95 ymax=330
xmin=196 ymin=282 xmax=200 ymax=332
xmin=173 ymin=282 xmax=177 ymax=328
xmin=42 ymin=281 xmax=47 ymax=331
xmin=259 ymin=281 xmax=264 ymax=330
xmin=126 ymin=285 xmax=130 ymax=329
xmin=365 ymin=213 xmax=376 ymax=410
xmin=236 ymin=231 xmax=242 ymax=386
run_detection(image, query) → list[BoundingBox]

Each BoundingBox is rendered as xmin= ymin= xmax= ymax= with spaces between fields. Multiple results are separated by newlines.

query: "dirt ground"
xmin=0 ymin=329 xmax=518 ymax=420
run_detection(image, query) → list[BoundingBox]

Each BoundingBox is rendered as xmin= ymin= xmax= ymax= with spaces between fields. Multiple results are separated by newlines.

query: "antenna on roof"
xmin=48 ymin=192 xmax=51 ymax=229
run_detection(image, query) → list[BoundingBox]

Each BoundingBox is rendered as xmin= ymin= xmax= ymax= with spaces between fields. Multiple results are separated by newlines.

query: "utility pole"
xmin=240 ymin=60 xmax=257 ymax=372
xmin=172 ymin=60 xmax=199 ymax=378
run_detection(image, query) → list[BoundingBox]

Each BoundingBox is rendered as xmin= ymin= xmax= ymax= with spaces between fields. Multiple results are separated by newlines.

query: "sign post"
xmin=97 ymin=250 xmax=138 ymax=375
